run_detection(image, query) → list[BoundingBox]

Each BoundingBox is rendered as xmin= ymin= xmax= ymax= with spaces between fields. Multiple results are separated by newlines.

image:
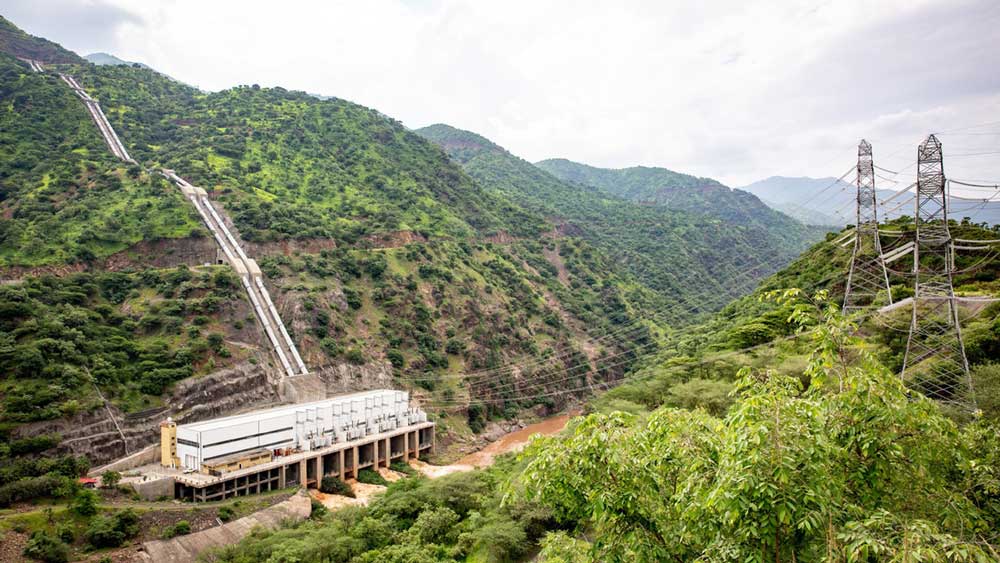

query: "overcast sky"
xmin=6 ymin=0 xmax=1000 ymax=188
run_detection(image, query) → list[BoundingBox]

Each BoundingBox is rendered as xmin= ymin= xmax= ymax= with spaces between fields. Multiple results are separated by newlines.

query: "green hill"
xmin=417 ymin=124 xmax=825 ymax=315
xmin=0 ymin=54 xmax=204 ymax=267
xmin=0 ymin=21 xmax=662 ymax=464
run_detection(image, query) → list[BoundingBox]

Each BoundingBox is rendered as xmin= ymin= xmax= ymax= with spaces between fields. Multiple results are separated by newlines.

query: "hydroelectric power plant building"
xmin=158 ymin=390 xmax=434 ymax=502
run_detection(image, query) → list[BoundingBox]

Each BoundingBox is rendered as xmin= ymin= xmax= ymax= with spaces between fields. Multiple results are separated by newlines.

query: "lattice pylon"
xmin=843 ymin=139 xmax=892 ymax=312
xmin=901 ymin=135 xmax=975 ymax=410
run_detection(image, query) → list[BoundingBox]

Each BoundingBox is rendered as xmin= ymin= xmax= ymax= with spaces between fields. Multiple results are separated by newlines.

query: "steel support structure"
xmin=901 ymin=135 xmax=974 ymax=409
xmin=843 ymin=139 xmax=892 ymax=312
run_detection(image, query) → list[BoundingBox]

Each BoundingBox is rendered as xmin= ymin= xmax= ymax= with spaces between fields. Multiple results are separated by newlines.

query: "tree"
xmin=409 ymin=506 xmax=459 ymax=544
xmin=72 ymin=488 xmax=98 ymax=517
xmin=101 ymin=470 xmax=121 ymax=489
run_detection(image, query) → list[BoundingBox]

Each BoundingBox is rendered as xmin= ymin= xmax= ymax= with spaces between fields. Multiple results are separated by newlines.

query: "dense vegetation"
xmin=262 ymin=237 xmax=660 ymax=413
xmin=517 ymin=295 xmax=1000 ymax=562
xmin=0 ymin=54 xmax=204 ymax=267
xmin=64 ymin=64 xmax=544 ymax=245
xmin=215 ymin=459 xmax=561 ymax=563
xmin=417 ymin=124 xmax=825 ymax=313
xmin=0 ymin=266 xmax=247 ymax=427
xmin=593 ymin=218 xmax=1000 ymax=419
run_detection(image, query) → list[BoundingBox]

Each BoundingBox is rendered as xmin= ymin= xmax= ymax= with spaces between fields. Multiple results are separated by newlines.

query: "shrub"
xmin=310 ymin=498 xmax=328 ymax=519
xmin=470 ymin=520 xmax=528 ymax=561
xmin=163 ymin=519 xmax=191 ymax=538
xmin=23 ymin=532 xmax=69 ymax=563
xmin=72 ymin=488 xmax=99 ymax=516
xmin=85 ymin=516 xmax=126 ymax=548
xmin=0 ymin=475 xmax=75 ymax=508
xmin=357 ymin=469 xmax=389 ymax=486
xmin=85 ymin=509 xmax=140 ymax=548
xmin=207 ymin=333 xmax=225 ymax=349
xmin=386 ymin=349 xmax=405 ymax=369
xmin=389 ymin=461 xmax=416 ymax=477
xmin=445 ymin=339 xmax=465 ymax=355
xmin=320 ymin=476 xmax=354 ymax=497
xmin=345 ymin=348 xmax=365 ymax=365
xmin=217 ymin=505 xmax=235 ymax=522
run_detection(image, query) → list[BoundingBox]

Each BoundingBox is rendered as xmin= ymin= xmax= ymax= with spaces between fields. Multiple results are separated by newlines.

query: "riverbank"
xmin=412 ymin=412 xmax=576 ymax=478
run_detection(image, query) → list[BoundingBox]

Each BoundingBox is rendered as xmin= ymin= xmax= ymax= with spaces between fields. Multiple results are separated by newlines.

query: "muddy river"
xmin=455 ymin=412 xmax=576 ymax=468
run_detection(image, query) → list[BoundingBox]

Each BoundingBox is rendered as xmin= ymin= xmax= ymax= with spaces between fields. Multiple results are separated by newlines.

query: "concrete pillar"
xmin=403 ymin=432 xmax=409 ymax=461
xmin=383 ymin=438 xmax=390 ymax=467
xmin=317 ymin=454 xmax=324 ymax=480
xmin=430 ymin=427 xmax=435 ymax=454
xmin=352 ymin=446 xmax=359 ymax=478
xmin=338 ymin=449 xmax=345 ymax=478
xmin=279 ymin=464 xmax=286 ymax=488
xmin=299 ymin=459 xmax=308 ymax=487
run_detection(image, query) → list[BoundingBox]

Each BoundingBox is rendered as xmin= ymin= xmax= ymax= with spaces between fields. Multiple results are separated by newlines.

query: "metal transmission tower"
xmin=843 ymin=140 xmax=892 ymax=312
xmin=901 ymin=135 xmax=974 ymax=409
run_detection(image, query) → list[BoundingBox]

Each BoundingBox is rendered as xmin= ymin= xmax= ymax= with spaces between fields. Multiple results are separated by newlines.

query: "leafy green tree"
xmin=72 ymin=488 xmax=99 ymax=516
xmin=410 ymin=506 xmax=459 ymax=544
xmin=101 ymin=470 xmax=121 ymax=489
xmin=514 ymin=291 xmax=999 ymax=562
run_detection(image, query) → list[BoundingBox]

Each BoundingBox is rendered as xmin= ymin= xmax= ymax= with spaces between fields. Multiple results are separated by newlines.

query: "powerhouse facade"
xmin=161 ymin=390 xmax=427 ymax=473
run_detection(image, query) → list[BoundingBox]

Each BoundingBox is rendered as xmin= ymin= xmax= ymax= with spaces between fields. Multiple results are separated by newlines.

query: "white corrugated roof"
xmin=180 ymin=389 xmax=404 ymax=433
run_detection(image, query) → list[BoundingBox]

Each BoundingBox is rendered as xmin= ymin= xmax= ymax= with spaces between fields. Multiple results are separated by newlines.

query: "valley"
xmin=1 ymin=9 xmax=999 ymax=563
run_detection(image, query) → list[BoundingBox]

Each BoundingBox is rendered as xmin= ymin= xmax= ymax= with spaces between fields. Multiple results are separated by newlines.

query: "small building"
xmin=78 ymin=477 xmax=98 ymax=489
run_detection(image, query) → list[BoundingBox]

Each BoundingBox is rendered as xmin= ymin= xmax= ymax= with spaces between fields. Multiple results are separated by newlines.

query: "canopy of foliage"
xmin=514 ymin=292 xmax=1000 ymax=562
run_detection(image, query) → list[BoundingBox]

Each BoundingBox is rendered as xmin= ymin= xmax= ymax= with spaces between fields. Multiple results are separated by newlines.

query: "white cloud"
xmin=8 ymin=0 xmax=1000 ymax=187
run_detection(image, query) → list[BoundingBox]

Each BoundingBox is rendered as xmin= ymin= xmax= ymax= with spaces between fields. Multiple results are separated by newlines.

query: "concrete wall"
xmin=138 ymin=489 xmax=312 ymax=562
xmin=131 ymin=476 xmax=175 ymax=501
xmin=88 ymin=443 xmax=159 ymax=476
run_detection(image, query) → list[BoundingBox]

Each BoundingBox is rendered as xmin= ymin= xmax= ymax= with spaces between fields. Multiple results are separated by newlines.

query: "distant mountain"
xmin=417 ymin=124 xmax=826 ymax=315
xmin=536 ymin=158 xmax=724 ymax=201
xmin=0 ymin=15 xmax=83 ymax=63
xmin=742 ymin=176 xmax=1000 ymax=227
xmin=535 ymin=158 xmax=815 ymax=233
xmin=759 ymin=198 xmax=841 ymax=227
xmin=85 ymin=51 xmax=150 ymax=69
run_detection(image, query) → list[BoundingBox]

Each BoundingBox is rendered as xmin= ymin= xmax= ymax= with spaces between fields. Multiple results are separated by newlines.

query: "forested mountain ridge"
xmin=417 ymin=123 xmax=826 ymax=315
xmin=535 ymin=157 xmax=824 ymax=242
